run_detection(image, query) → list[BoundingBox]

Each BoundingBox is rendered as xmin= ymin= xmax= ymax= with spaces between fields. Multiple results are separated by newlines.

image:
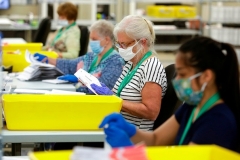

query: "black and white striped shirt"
xmin=112 ymin=56 xmax=167 ymax=131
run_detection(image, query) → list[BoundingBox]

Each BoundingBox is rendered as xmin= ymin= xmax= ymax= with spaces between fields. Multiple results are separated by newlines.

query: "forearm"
xmin=121 ymin=100 xmax=159 ymax=121
xmin=48 ymin=58 xmax=57 ymax=66
xmin=131 ymin=129 xmax=156 ymax=146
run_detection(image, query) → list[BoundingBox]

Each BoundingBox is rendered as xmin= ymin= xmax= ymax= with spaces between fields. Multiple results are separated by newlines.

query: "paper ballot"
xmin=74 ymin=69 xmax=101 ymax=95
xmin=17 ymin=50 xmax=63 ymax=81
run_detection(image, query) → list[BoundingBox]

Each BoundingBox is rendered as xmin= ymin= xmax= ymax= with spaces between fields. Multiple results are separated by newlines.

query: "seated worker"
xmin=91 ymin=15 xmax=168 ymax=131
xmin=43 ymin=2 xmax=80 ymax=59
xmin=99 ymin=37 xmax=240 ymax=152
xmin=34 ymin=20 xmax=125 ymax=93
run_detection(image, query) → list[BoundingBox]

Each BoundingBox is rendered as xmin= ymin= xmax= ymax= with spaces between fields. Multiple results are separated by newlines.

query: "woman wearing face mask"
xmin=98 ymin=37 xmax=240 ymax=152
xmin=34 ymin=20 xmax=125 ymax=94
xmin=91 ymin=15 xmax=168 ymax=131
xmin=41 ymin=2 xmax=80 ymax=59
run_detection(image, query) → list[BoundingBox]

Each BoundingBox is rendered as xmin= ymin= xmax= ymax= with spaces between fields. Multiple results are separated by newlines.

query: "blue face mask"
xmin=58 ymin=20 xmax=69 ymax=27
xmin=172 ymin=72 xmax=207 ymax=105
xmin=90 ymin=40 xmax=104 ymax=54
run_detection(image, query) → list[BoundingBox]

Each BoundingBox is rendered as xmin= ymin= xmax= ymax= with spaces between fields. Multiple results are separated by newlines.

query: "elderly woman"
xmin=34 ymin=20 xmax=125 ymax=94
xmin=43 ymin=2 xmax=80 ymax=59
xmin=92 ymin=15 xmax=167 ymax=131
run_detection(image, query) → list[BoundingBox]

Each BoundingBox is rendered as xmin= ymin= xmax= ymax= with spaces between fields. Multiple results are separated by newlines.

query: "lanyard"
xmin=52 ymin=22 xmax=76 ymax=45
xmin=178 ymin=93 xmax=220 ymax=145
xmin=116 ymin=51 xmax=152 ymax=97
xmin=88 ymin=48 xmax=114 ymax=73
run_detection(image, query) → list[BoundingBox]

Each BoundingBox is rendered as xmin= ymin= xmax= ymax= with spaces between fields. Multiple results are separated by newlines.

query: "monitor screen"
xmin=0 ymin=0 xmax=10 ymax=10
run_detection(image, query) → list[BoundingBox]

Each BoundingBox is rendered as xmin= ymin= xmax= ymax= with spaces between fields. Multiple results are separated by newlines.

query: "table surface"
xmin=2 ymin=129 xmax=104 ymax=143
xmin=2 ymin=38 xmax=27 ymax=44
xmin=8 ymin=77 xmax=76 ymax=92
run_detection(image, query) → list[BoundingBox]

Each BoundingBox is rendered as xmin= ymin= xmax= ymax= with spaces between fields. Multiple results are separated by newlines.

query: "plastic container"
xmin=3 ymin=50 xmax=58 ymax=72
xmin=174 ymin=6 xmax=197 ymax=18
xmin=28 ymin=145 xmax=240 ymax=160
xmin=2 ymin=94 xmax=122 ymax=130
xmin=2 ymin=43 xmax=43 ymax=51
xmin=147 ymin=5 xmax=175 ymax=18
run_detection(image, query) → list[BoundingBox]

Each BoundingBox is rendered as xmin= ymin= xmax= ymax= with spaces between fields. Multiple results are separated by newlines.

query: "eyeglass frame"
xmin=115 ymin=39 xmax=140 ymax=49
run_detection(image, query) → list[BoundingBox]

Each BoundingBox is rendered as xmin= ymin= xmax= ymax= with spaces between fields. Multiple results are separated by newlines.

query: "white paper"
xmin=42 ymin=79 xmax=69 ymax=84
xmin=46 ymin=89 xmax=85 ymax=95
xmin=71 ymin=147 xmax=110 ymax=160
xmin=13 ymin=89 xmax=49 ymax=94
xmin=74 ymin=69 xmax=101 ymax=95
xmin=3 ymin=157 xmax=29 ymax=160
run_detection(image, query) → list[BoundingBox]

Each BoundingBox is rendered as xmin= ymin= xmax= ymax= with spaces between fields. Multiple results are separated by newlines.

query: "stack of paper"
xmin=17 ymin=50 xmax=64 ymax=81
xmin=71 ymin=145 xmax=148 ymax=160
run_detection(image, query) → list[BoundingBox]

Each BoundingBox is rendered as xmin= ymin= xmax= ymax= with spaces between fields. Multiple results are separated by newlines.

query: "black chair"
xmin=78 ymin=25 xmax=90 ymax=57
xmin=153 ymin=64 xmax=182 ymax=130
xmin=33 ymin=17 xmax=51 ymax=45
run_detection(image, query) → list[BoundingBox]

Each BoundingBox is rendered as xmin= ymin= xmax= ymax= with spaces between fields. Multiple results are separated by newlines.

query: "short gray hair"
xmin=89 ymin=20 xmax=114 ymax=42
xmin=114 ymin=15 xmax=156 ymax=53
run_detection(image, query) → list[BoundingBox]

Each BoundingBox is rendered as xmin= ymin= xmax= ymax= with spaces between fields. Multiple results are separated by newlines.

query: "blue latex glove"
xmin=90 ymin=82 xmax=114 ymax=95
xmin=34 ymin=53 xmax=48 ymax=63
xmin=99 ymin=113 xmax=137 ymax=137
xmin=104 ymin=124 xmax=133 ymax=148
xmin=57 ymin=74 xmax=78 ymax=83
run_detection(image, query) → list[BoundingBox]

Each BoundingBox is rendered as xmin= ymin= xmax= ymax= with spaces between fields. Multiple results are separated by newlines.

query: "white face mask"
xmin=118 ymin=40 xmax=141 ymax=61
xmin=58 ymin=20 xmax=69 ymax=27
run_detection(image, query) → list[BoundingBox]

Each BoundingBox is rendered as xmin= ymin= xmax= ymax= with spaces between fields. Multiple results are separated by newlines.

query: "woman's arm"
xmin=131 ymin=115 xmax=180 ymax=146
xmin=121 ymin=82 xmax=162 ymax=120
xmin=48 ymin=58 xmax=57 ymax=66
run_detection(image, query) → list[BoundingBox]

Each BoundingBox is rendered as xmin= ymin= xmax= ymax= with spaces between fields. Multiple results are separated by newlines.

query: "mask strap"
xmin=189 ymin=72 xmax=202 ymax=80
xmin=201 ymin=82 xmax=208 ymax=91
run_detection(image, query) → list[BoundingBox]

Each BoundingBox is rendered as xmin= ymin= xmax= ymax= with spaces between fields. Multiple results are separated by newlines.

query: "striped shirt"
xmin=112 ymin=56 xmax=167 ymax=131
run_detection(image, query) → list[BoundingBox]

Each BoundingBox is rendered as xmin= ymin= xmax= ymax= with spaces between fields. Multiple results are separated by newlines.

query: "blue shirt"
xmin=175 ymin=103 xmax=238 ymax=151
xmin=56 ymin=50 xmax=125 ymax=93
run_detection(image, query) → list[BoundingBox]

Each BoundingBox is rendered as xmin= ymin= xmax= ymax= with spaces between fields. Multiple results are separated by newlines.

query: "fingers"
xmin=99 ymin=113 xmax=121 ymax=128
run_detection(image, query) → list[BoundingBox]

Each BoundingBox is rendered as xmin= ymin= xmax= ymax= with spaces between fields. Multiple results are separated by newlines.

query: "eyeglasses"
xmin=115 ymin=40 xmax=137 ymax=49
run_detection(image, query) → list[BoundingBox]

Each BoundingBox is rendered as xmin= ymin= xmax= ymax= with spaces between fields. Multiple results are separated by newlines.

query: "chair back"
xmin=153 ymin=64 xmax=181 ymax=130
xmin=78 ymin=25 xmax=89 ymax=57
xmin=33 ymin=17 xmax=51 ymax=45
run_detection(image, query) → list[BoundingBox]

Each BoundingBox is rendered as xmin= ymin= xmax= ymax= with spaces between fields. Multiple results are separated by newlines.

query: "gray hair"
xmin=89 ymin=20 xmax=114 ymax=42
xmin=113 ymin=15 xmax=156 ymax=53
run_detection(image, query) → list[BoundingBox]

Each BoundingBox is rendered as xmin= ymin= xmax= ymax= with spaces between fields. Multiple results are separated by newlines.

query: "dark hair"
xmin=178 ymin=36 xmax=240 ymax=149
xmin=57 ymin=2 xmax=78 ymax=21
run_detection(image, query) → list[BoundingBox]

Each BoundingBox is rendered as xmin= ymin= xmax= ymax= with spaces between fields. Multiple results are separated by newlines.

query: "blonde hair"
xmin=89 ymin=20 xmax=114 ymax=42
xmin=114 ymin=15 xmax=156 ymax=53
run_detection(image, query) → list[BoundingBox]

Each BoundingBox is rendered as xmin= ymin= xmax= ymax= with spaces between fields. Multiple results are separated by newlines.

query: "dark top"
xmin=175 ymin=103 xmax=238 ymax=151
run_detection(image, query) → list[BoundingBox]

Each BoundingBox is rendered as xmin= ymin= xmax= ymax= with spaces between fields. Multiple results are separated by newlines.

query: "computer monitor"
xmin=0 ymin=0 xmax=10 ymax=10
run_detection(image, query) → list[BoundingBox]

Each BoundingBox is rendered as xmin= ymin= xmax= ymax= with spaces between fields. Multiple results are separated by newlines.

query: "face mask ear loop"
xmin=189 ymin=72 xmax=202 ymax=81
xmin=201 ymin=82 xmax=208 ymax=91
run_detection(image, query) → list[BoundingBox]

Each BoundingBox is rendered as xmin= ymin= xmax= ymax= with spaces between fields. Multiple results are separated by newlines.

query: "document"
xmin=74 ymin=69 xmax=101 ymax=95
xmin=42 ymin=79 xmax=69 ymax=84
xmin=13 ymin=89 xmax=49 ymax=94
xmin=17 ymin=50 xmax=64 ymax=81
xmin=46 ymin=89 xmax=85 ymax=95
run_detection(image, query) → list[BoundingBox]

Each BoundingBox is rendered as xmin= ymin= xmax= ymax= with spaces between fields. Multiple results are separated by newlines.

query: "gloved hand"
xmin=104 ymin=124 xmax=134 ymax=148
xmin=90 ymin=82 xmax=114 ymax=95
xmin=57 ymin=74 xmax=78 ymax=83
xmin=99 ymin=113 xmax=137 ymax=137
xmin=34 ymin=53 xmax=48 ymax=63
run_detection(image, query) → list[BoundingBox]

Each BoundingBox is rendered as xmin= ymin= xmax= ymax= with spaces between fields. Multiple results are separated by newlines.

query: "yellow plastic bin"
xmin=2 ymin=94 xmax=122 ymax=130
xmin=2 ymin=43 xmax=43 ymax=52
xmin=146 ymin=5 xmax=175 ymax=18
xmin=173 ymin=6 xmax=197 ymax=18
xmin=28 ymin=145 xmax=240 ymax=160
xmin=3 ymin=50 xmax=58 ymax=72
